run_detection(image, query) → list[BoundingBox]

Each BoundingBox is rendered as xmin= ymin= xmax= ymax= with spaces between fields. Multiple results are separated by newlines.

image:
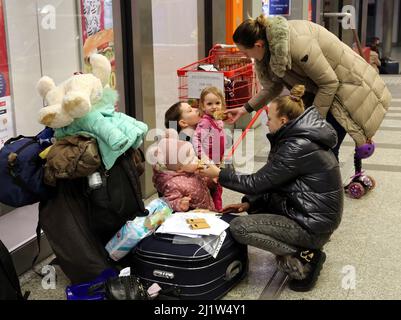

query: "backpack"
xmin=88 ymin=149 xmax=148 ymax=244
xmin=0 ymin=128 xmax=54 ymax=207
xmin=0 ymin=239 xmax=25 ymax=300
xmin=33 ymin=149 xmax=147 ymax=284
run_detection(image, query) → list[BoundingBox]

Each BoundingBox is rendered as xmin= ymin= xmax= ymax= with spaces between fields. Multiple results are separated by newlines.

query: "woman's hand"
xmin=198 ymin=164 xmax=221 ymax=179
xmin=220 ymin=202 xmax=250 ymax=214
xmin=224 ymin=106 xmax=247 ymax=124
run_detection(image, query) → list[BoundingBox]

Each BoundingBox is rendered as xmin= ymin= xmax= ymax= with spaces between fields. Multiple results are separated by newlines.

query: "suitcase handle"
xmin=224 ymin=260 xmax=242 ymax=281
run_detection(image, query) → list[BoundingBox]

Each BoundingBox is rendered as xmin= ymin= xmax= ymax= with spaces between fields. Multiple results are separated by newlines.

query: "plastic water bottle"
xmin=88 ymin=172 xmax=102 ymax=189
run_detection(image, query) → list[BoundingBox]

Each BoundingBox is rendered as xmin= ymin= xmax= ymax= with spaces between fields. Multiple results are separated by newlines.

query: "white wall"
xmin=4 ymin=0 xmax=81 ymax=136
xmin=151 ymin=0 xmax=200 ymax=129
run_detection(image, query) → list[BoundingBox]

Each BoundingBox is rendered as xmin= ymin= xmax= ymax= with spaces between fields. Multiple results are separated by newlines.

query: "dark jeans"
xmin=325 ymin=111 xmax=347 ymax=161
xmin=230 ymin=214 xmax=331 ymax=256
xmin=303 ymin=92 xmax=347 ymax=161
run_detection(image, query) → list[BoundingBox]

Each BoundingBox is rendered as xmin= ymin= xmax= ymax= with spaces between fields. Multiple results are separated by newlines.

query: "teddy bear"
xmin=37 ymin=53 xmax=111 ymax=128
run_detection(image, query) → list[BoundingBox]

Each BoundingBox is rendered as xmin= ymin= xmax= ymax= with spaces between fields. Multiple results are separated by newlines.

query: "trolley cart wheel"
xmin=347 ymin=182 xmax=366 ymax=199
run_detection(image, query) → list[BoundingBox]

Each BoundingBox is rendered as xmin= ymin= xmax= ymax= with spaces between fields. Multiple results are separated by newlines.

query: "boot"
xmin=104 ymin=276 xmax=150 ymax=300
xmin=288 ymin=249 xmax=326 ymax=292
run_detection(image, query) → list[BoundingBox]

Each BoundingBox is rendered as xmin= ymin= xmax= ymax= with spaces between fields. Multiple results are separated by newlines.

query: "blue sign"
xmin=262 ymin=0 xmax=291 ymax=16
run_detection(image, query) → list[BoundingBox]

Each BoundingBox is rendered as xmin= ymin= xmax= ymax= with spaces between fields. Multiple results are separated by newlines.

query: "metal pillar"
xmin=382 ymin=0 xmax=395 ymax=59
xmin=131 ymin=0 xmax=157 ymax=198
xmin=360 ymin=0 xmax=368 ymax=47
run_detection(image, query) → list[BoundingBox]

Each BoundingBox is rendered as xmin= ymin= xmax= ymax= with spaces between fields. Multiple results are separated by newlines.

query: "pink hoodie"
xmin=152 ymin=167 xmax=216 ymax=212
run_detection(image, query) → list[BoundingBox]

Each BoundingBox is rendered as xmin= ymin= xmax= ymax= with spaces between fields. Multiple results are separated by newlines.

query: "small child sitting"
xmin=150 ymin=129 xmax=216 ymax=212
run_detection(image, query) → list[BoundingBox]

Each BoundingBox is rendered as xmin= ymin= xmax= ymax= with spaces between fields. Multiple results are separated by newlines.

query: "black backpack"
xmin=33 ymin=149 xmax=148 ymax=284
xmin=88 ymin=149 xmax=148 ymax=244
xmin=0 ymin=239 xmax=25 ymax=300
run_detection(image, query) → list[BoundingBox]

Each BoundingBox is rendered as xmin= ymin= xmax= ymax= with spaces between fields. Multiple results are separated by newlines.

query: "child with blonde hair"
xmin=193 ymin=86 xmax=227 ymax=211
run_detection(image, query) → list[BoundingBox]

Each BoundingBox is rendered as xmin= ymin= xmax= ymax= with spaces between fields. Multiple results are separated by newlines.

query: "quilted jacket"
xmin=247 ymin=16 xmax=392 ymax=147
xmin=219 ymin=107 xmax=344 ymax=235
xmin=55 ymin=89 xmax=148 ymax=169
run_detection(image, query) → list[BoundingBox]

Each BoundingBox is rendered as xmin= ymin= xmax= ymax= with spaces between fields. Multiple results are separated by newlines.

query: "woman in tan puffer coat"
xmin=228 ymin=15 xmax=391 ymax=158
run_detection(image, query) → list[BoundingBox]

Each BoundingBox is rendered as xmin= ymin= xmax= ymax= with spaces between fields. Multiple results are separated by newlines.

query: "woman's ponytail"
xmin=272 ymin=85 xmax=305 ymax=120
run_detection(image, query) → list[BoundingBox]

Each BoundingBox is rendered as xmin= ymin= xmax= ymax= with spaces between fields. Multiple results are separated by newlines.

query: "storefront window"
xmin=81 ymin=0 xmax=116 ymax=88
xmin=0 ymin=0 xmax=117 ymax=234
xmin=0 ymin=0 xmax=116 ymax=149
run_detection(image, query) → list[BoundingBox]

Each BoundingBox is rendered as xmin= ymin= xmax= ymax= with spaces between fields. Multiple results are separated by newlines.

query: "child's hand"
xmin=199 ymin=163 xmax=221 ymax=179
xmin=179 ymin=197 xmax=191 ymax=212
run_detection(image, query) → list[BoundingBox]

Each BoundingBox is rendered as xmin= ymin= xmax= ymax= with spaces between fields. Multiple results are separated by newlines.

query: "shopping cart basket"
xmin=177 ymin=44 xmax=258 ymax=108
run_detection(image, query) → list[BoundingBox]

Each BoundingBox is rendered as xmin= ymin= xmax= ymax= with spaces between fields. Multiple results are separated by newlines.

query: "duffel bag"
xmin=0 ymin=128 xmax=54 ymax=207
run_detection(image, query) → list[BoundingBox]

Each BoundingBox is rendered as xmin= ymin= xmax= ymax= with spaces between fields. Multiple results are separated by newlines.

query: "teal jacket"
xmin=55 ymin=89 xmax=148 ymax=169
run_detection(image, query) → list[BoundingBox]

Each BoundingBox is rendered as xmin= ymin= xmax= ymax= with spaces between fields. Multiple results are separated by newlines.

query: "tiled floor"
xmin=19 ymin=73 xmax=401 ymax=300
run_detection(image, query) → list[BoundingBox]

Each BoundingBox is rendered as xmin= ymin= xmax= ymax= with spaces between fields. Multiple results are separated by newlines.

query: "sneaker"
xmin=288 ymin=250 xmax=326 ymax=292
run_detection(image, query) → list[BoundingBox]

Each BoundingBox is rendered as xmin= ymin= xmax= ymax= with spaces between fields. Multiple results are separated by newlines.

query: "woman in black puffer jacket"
xmin=200 ymin=85 xmax=343 ymax=292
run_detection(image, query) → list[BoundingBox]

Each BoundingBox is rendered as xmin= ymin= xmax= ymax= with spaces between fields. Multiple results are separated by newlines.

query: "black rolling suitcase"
xmin=380 ymin=59 xmax=399 ymax=74
xmin=130 ymin=214 xmax=248 ymax=300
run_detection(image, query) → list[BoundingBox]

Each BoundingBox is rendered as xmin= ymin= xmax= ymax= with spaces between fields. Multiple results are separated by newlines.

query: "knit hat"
xmin=151 ymin=129 xmax=198 ymax=171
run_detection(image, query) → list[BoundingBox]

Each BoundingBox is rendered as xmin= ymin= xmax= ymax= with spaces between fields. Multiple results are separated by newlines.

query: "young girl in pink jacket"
xmin=150 ymin=129 xmax=216 ymax=212
xmin=193 ymin=87 xmax=227 ymax=211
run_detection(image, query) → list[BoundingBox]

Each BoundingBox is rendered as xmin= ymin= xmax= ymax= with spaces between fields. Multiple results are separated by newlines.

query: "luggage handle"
xmin=224 ymin=260 xmax=242 ymax=281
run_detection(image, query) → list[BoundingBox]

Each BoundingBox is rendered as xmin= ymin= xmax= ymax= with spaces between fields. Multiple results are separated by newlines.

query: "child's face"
xmin=179 ymin=103 xmax=200 ymax=129
xmin=201 ymin=93 xmax=222 ymax=116
xmin=178 ymin=150 xmax=199 ymax=173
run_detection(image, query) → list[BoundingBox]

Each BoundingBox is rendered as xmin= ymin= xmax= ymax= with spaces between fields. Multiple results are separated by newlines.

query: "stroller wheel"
xmin=347 ymin=182 xmax=366 ymax=199
xmin=366 ymin=175 xmax=376 ymax=190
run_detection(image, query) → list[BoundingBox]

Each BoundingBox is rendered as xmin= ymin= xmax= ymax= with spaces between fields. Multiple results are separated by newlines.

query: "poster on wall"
xmin=262 ymin=0 xmax=291 ymax=16
xmin=0 ymin=0 xmax=13 ymax=148
xmin=0 ymin=97 xmax=14 ymax=148
xmin=80 ymin=0 xmax=116 ymax=88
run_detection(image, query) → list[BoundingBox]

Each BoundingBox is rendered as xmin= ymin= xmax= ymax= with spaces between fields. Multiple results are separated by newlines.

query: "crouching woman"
xmin=199 ymin=85 xmax=343 ymax=292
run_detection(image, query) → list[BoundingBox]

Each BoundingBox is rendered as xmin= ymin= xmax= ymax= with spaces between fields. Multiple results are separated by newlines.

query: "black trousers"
xmin=302 ymin=92 xmax=347 ymax=161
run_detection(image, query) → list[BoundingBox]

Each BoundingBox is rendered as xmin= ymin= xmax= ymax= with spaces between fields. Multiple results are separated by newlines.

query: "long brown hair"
xmin=233 ymin=14 xmax=269 ymax=48
xmin=272 ymin=85 xmax=305 ymax=120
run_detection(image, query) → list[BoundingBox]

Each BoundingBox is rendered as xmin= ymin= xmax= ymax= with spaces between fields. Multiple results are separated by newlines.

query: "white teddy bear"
xmin=37 ymin=53 xmax=112 ymax=128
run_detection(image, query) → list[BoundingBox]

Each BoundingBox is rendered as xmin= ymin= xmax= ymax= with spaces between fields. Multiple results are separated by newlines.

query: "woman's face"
xmin=266 ymin=103 xmax=288 ymax=133
xmin=236 ymin=41 xmax=265 ymax=61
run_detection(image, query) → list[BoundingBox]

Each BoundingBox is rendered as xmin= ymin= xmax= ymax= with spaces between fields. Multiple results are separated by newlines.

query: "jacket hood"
xmin=268 ymin=107 xmax=338 ymax=149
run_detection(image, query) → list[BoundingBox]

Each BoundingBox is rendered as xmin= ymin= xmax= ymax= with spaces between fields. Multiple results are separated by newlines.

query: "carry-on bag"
xmin=0 ymin=128 xmax=54 ymax=207
xmin=38 ymin=178 xmax=113 ymax=284
xmin=0 ymin=239 xmax=26 ymax=300
xmin=130 ymin=214 xmax=248 ymax=300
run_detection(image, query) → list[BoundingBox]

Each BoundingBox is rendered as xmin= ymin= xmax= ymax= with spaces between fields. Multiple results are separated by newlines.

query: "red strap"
xmin=224 ymin=106 xmax=269 ymax=161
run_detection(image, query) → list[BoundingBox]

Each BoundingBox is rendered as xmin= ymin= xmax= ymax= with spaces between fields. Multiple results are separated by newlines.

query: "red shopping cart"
xmin=177 ymin=44 xmax=259 ymax=109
